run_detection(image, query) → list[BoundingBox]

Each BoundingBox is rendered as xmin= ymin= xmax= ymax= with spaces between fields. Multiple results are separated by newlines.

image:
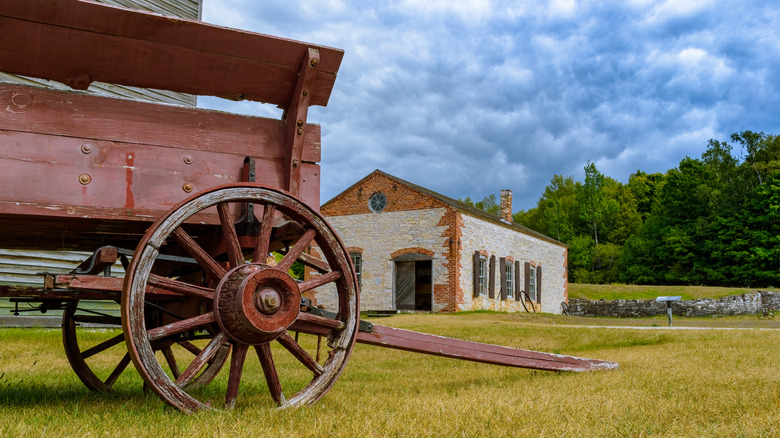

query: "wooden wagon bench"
xmin=0 ymin=0 xmax=616 ymax=413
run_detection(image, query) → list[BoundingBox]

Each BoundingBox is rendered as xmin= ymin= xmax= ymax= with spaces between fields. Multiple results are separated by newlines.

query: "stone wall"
xmin=323 ymin=208 xmax=450 ymax=312
xmin=567 ymin=291 xmax=780 ymax=317
xmin=459 ymin=214 xmax=567 ymax=314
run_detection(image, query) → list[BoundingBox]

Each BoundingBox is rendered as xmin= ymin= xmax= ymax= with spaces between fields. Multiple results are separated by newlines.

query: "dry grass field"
xmin=1 ymin=312 xmax=778 ymax=437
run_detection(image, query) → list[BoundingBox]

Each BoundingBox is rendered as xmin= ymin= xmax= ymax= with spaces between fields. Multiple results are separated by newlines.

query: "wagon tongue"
xmin=295 ymin=305 xmax=617 ymax=372
xmin=354 ymin=323 xmax=618 ymax=372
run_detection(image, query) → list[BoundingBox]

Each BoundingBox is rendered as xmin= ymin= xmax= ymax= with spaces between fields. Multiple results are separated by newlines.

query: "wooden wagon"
xmin=0 ymin=0 xmax=615 ymax=413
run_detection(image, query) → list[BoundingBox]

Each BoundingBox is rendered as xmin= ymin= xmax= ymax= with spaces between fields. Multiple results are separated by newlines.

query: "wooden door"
xmin=395 ymin=261 xmax=416 ymax=310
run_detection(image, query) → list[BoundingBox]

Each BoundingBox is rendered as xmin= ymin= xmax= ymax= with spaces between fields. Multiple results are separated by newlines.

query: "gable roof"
xmin=323 ymin=169 xmax=566 ymax=248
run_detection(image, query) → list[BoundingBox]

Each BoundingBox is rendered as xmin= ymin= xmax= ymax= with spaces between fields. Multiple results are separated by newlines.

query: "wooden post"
xmin=283 ymin=48 xmax=320 ymax=195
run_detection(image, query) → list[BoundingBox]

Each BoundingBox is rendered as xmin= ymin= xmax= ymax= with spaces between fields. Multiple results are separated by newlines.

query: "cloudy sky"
xmin=199 ymin=0 xmax=780 ymax=212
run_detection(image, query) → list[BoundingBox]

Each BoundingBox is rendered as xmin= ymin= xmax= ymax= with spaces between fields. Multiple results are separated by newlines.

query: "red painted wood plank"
xmin=0 ymin=0 xmax=343 ymax=106
xmin=0 ymin=130 xmax=283 ymax=211
xmin=0 ymin=108 xmax=320 ymax=250
xmin=0 ymin=273 xmax=200 ymax=300
xmin=0 ymin=84 xmax=321 ymax=163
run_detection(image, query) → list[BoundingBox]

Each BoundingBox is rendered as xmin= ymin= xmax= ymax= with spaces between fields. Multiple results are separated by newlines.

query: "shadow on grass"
xmin=0 ymin=375 xmax=144 ymax=409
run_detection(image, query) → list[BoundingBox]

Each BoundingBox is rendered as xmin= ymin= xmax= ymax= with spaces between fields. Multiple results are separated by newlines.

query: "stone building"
xmin=318 ymin=170 xmax=568 ymax=314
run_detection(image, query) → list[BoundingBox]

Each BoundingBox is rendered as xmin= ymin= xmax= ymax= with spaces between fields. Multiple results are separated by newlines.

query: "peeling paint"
xmin=124 ymin=153 xmax=135 ymax=209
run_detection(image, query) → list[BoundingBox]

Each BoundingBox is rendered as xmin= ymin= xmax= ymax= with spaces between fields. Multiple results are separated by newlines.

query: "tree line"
xmin=468 ymin=131 xmax=780 ymax=287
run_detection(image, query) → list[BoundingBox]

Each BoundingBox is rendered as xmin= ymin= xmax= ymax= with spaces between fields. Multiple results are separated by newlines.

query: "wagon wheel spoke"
xmin=295 ymin=312 xmax=346 ymax=331
xmin=174 ymin=339 xmax=231 ymax=390
xmin=146 ymin=312 xmax=216 ymax=342
xmin=297 ymin=251 xmax=331 ymax=274
xmin=161 ymin=346 xmax=181 ymax=379
xmin=255 ymin=344 xmax=284 ymax=406
xmin=175 ymin=331 xmax=228 ymax=387
xmin=81 ymin=333 xmax=125 ymax=359
xmin=147 ymin=274 xmax=215 ymax=300
xmin=173 ymin=228 xmax=227 ymax=282
xmin=277 ymin=332 xmax=324 ymax=376
xmin=104 ymin=353 xmax=132 ymax=387
xmin=298 ymin=271 xmax=341 ymax=293
xmin=218 ymin=202 xmax=244 ymax=267
xmin=177 ymin=339 xmax=203 ymax=356
xmin=225 ymin=343 xmax=248 ymax=408
xmin=176 ymin=339 xmax=223 ymax=365
xmin=277 ymin=229 xmax=316 ymax=272
xmin=252 ymin=205 xmax=276 ymax=263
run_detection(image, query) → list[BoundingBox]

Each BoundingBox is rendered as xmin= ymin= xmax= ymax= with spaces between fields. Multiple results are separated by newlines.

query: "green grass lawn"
xmin=1 ymin=312 xmax=779 ymax=437
xmin=568 ymin=283 xmax=763 ymax=301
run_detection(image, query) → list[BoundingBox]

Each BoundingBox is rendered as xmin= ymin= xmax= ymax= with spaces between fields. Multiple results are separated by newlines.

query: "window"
xmin=350 ymin=253 xmax=362 ymax=288
xmin=478 ymin=256 xmax=487 ymax=296
xmin=505 ymin=262 xmax=514 ymax=298
xmin=368 ymin=192 xmax=387 ymax=213
xmin=523 ymin=262 xmax=542 ymax=304
xmin=473 ymin=251 xmax=489 ymax=297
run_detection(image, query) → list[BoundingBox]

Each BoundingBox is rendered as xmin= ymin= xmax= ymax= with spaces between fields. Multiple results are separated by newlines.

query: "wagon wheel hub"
xmin=214 ymin=263 xmax=301 ymax=345
xmin=256 ymin=289 xmax=281 ymax=314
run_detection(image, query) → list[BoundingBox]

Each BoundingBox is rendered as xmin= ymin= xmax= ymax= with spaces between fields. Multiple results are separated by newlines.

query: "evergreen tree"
xmin=709 ymin=172 xmax=780 ymax=287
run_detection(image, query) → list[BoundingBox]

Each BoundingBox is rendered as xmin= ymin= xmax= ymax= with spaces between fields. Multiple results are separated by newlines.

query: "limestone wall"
xmin=458 ymin=214 xmax=567 ymax=314
xmin=322 ymin=208 xmax=448 ymax=312
xmin=566 ymin=291 xmax=780 ymax=317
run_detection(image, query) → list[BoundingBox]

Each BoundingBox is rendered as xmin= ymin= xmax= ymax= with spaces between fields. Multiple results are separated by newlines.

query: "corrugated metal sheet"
xmin=101 ymin=0 xmax=201 ymax=18
xmin=0 ymin=0 xmax=202 ymax=106
xmin=0 ymin=249 xmax=126 ymax=319
xmin=0 ymin=249 xmax=126 ymax=287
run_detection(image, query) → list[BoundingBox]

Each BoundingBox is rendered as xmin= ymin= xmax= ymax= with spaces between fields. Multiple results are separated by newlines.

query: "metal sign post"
xmin=655 ymin=296 xmax=681 ymax=327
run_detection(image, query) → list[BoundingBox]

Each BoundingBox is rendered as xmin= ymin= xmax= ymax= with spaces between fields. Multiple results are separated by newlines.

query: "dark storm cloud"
xmin=201 ymin=0 xmax=780 ymax=211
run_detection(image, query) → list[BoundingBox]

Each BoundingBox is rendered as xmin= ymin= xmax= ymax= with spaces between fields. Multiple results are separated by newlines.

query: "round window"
xmin=368 ymin=192 xmax=387 ymax=213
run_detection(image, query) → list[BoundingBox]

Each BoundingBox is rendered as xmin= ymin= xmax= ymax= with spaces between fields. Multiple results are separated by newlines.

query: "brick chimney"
xmin=500 ymin=189 xmax=513 ymax=223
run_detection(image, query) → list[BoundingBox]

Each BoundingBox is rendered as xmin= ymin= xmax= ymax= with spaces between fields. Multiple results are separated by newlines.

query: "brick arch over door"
xmin=390 ymin=247 xmax=435 ymax=259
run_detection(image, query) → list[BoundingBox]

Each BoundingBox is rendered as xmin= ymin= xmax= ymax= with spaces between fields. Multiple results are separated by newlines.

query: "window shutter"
xmin=488 ymin=255 xmax=496 ymax=299
xmin=514 ymin=260 xmax=521 ymax=301
xmin=536 ymin=265 xmax=542 ymax=304
xmin=499 ymin=257 xmax=507 ymax=300
xmin=473 ymin=251 xmax=480 ymax=297
xmin=524 ymin=262 xmax=531 ymax=301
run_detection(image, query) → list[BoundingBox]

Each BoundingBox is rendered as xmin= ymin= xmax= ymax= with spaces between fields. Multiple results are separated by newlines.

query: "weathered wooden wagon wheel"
xmin=62 ymin=300 xmax=127 ymax=392
xmin=122 ymin=184 xmax=359 ymax=413
xmin=63 ymin=299 xmax=230 ymax=392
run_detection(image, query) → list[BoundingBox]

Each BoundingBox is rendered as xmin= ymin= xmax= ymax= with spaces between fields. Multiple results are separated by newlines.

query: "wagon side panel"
xmin=0 ymin=83 xmax=321 ymax=249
